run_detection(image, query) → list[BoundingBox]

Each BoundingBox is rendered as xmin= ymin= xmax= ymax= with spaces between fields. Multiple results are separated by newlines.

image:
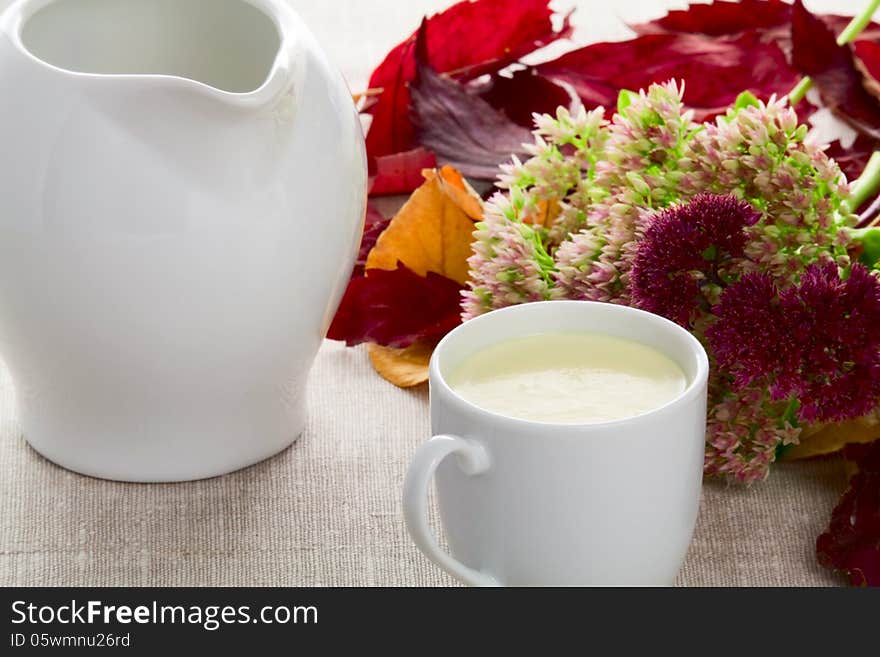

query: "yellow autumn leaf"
xmin=782 ymin=416 xmax=880 ymax=460
xmin=524 ymin=198 xmax=561 ymax=229
xmin=367 ymin=341 xmax=433 ymax=387
xmin=365 ymin=165 xmax=482 ymax=286
xmin=363 ymin=166 xmax=482 ymax=386
xmin=433 ymin=165 xmax=483 ymax=221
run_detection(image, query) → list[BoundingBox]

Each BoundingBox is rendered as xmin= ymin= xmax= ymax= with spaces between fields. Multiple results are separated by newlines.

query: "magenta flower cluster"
xmin=631 ymin=194 xmax=760 ymax=327
xmin=631 ymin=199 xmax=880 ymax=482
xmin=709 ymin=262 xmax=880 ymax=424
xmin=700 ymin=261 xmax=880 ymax=482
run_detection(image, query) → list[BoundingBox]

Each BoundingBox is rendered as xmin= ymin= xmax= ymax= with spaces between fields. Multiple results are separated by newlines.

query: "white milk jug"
xmin=0 ymin=0 xmax=366 ymax=481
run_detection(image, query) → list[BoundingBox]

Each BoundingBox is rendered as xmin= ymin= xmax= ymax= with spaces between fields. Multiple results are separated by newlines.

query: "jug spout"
xmin=1 ymin=0 xmax=302 ymax=111
xmin=168 ymin=49 xmax=297 ymax=112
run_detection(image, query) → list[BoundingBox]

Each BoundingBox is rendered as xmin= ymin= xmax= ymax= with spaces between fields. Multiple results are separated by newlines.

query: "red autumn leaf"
xmin=825 ymin=135 xmax=880 ymax=183
xmin=791 ymin=0 xmax=880 ymax=140
xmin=326 ymin=264 xmax=463 ymax=349
xmin=536 ymin=31 xmax=799 ymax=121
xmin=631 ymin=1 xmax=880 ymax=43
xmin=368 ymin=147 xmax=437 ymax=196
xmin=411 ymin=61 xmax=532 ymax=180
xmin=628 ymin=0 xmax=880 ymax=115
xmin=477 ymin=68 xmax=574 ymax=128
xmin=353 ymin=204 xmax=391 ymax=278
xmin=625 ymin=0 xmax=880 ymax=180
xmin=854 ymin=40 xmax=880 ymax=88
xmin=364 ymin=0 xmax=570 ymax=158
xmin=630 ymin=0 xmax=792 ymax=38
xmin=817 ymin=440 xmax=880 ymax=586
xmin=826 ymin=16 xmax=880 ymax=44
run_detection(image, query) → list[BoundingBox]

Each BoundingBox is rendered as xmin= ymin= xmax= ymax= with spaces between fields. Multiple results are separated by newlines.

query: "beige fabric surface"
xmin=0 ymin=342 xmax=849 ymax=586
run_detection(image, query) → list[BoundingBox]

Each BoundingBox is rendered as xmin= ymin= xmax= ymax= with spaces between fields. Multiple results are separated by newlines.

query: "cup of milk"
xmin=402 ymin=300 xmax=709 ymax=586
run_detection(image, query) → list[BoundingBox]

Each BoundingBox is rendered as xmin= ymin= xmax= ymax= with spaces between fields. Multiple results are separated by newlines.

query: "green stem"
xmin=781 ymin=397 xmax=800 ymax=428
xmin=788 ymin=77 xmax=813 ymax=105
xmin=837 ymin=0 xmax=880 ymax=45
xmin=787 ymin=0 xmax=880 ymax=104
xmin=843 ymin=151 xmax=880 ymax=215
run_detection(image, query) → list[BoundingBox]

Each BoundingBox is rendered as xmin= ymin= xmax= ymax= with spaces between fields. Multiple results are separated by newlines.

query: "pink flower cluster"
xmin=705 ymin=378 xmax=800 ymax=483
xmin=553 ymin=81 xmax=698 ymax=304
xmin=632 ymin=200 xmax=880 ymax=482
xmin=683 ymin=98 xmax=851 ymax=283
xmin=462 ymin=191 xmax=559 ymax=318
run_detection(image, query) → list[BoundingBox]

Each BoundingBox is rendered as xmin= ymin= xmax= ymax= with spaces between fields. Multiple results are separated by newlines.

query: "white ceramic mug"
xmin=403 ymin=301 xmax=709 ymax=586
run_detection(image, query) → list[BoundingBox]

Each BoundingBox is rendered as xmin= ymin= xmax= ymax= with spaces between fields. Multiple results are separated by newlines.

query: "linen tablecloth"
xmin=0 ymin=341 xmax=848 ymax=586
xmin=0 ymin=0 xmax=859 ymax=586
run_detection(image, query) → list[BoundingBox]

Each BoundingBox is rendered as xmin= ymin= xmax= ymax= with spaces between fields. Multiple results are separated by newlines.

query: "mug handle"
xmin=403 ymin=434 xmax=499 ymax=587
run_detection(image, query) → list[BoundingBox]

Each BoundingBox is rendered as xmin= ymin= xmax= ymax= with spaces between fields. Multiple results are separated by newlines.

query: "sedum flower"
xmin=630 ymin=193 xmax=760 ymax=327
xmin=554 ymin=81 xmax=698 ymax=303
xmin=777 ymin=263 xmax=880 ymax=422
xmin=704 ymin=272 xmax=788 ymax=388
xmin=463 ymin=79 xmax=871 ymax=483
xmin=709 ymin=262 xmax=880 ymax=424
xmin=682 ymin=96 xmax=853 ymax=282
xmin=498 ymin=106 xmax=607 ymax=214
xmin=593 ymin=81 xmax=696 ymax=206
xmin=462 ymin=190 xmax=558 ymax=319
xmin=704 ymin=374 xmax=801 ymax=484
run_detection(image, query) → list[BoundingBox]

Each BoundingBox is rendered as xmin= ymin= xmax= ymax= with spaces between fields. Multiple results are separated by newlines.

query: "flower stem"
xmin=837 ymin=0 xmax=880 ymax=45
xmin=845 ymin=152 xmax=880 ymax=216
xmin=788 ymin=78 xmax=813 ymax=105
xmin=788 ymin=0 xmax=880 ymax=104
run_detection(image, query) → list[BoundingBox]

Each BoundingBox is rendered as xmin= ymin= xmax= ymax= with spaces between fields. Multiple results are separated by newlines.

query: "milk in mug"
xmin=447 ymin=332 xmax=688 ymax=424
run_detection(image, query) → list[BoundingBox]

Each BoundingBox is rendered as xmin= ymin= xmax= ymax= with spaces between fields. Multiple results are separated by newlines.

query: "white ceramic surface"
xmin=404 ymin=301 xmax=709 ymax=586
xmin=0 ymin=0 xmax=367 ymax=481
